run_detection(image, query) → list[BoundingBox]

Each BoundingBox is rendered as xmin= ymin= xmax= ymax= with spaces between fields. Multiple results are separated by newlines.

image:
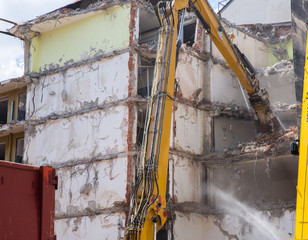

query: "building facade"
xmin=2 ymin=0 xmax=299 ymax=239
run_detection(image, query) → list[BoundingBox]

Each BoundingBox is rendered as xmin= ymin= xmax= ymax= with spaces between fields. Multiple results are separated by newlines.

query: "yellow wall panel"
xmin=30 ymin=4 xmax=131 ymax=72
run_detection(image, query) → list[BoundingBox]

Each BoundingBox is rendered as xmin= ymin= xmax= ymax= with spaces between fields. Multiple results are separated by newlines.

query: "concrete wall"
xmin=209 ymin=156 xmax=298 ymax=204
xmin=220 ymin=0 xmax=291 ymax=25
xmin=210 ymin=63 xmax=249 ymax=108
xmin=55 ymin=158 xmax=127 ymax=213
xmin=25 ymin=54 xmax=131 ymax=167
xmin=213 ymin=24 xmax=293 ymax=68
xmin=169 ymin=155 xmax=204 ymax=203
xmin=55 ymin=213 xmax=126 ymax=239
xmin=24 ymin=58 xmax=131 ymax=237
xmin=258 ymin=62 xmax=296 ymax=128
xmin=26 ymin=53 xmax=130 ymax=119
xmin=176 ymin=49 xmax=210 ymax=102
xmin=23 ymin=3 xmax=138 ymax=239
xmin=212 ymin=30 xmax=269 ymax=69
xmin=214 ymin=118 xmax=256 ymax=150
xmin=172 ymin=103 xmax=211 ymax=154
xmin=25 ymin=106 xmax=128 ymax=165
xmin=174 ymin=211 xmax=295 ymax=240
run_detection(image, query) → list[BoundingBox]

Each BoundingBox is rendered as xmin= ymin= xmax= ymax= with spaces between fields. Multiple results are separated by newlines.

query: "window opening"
xmin=138 ymin=57 xmax=155 ymax=98
xmin=138 ymin=9 xmax=160 ymax=47
xmin=10 ymin=100 xmax=14 ymax=122
xmin=137 ymin=108 xmax=147 ymax=146
xmin=15 ymin=137 xmax=24 ymax=163
xmin=0 ymin=98 xmax=8 ymax=124
xmin=183 ymin=21 xmax=196 ymax=47
xmin=18 ymin=93 xmax=26 ymax=121
xmin=0 ymin=142 xmax=6 ymax=160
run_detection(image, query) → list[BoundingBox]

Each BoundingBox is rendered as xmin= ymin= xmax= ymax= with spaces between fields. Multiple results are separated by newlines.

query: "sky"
xmin=0 ymin=0 xmax=222 ymax=81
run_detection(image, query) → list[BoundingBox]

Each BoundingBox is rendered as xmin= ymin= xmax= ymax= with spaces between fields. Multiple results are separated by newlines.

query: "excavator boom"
xmin=188 ymin=0 xmax=279 ymax=132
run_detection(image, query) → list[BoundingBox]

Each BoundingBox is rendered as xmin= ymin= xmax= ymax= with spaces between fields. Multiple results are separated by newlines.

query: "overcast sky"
xmin=0 ymin=0 xmax=221 ymax=81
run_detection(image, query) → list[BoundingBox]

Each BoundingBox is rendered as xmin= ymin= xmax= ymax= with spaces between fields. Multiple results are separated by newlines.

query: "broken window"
xmin=138 ymin=57 xmax=155 ymax=98
xmin=138 ymin=9 xmax=160 ymax=47
xmin=139 ymin=28 xmax=160 ymax=47
xmin=137 ymin=57 xmax=155 ymax=146
xmin=183 ymin=21 xmax=196 ymax=47
xmin=0 ymin=142 xmax=5 ymax=160
xmin=15 ymin=137 xmax=24 ymax=163
xmin=18 ymin=93 xmax=26 ymax=121
xmin=138 ymin=9 xmax=196 ymax=48
xmin=137 ymin=108 xmax=147 ymax=146
xmin=0 ymin=97 xmax=8 ymax=124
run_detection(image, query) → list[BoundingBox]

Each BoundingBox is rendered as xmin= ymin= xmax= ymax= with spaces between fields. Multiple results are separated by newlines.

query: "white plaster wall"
xmin=212 ymin=26 xmax=270 ymax=69
xmin=24 ymin=106 xmax=128 ymax=165
xmin=55 ymin=158 xmax=127 ymax=216
xmin=170 ymin=155 xmax=203 ymax=203
xmin=176 ymin=50 xmax=208 ymax=101
xmin=173 ymin=103 xmax=210 ymax=154
xmin=220 ymin=0 xmax=291 ymax=25
xmin=275 ymin=110 xmax=297 ymax=129
xmin=27 ymin=53 xmax=130 ymax=119
xmin=259 ymin=70 xmax=296 ymax=106
xmin=55 ymin=213 xmax=126 ymax=240
xmin=230 ymin=30 xmax=269 ymax=69
xmin=259 ymin=68 xmax=296 ymax=128
xmin=174 ymin=213 xmax=219 ymax=239
xmin=210 ymin=64 xmax=249 ymax=107
xmin=174 ymin=211 xmax=295 ymax=240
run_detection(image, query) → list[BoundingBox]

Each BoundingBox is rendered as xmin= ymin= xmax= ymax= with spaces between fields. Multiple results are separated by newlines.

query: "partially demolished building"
xmin=1 ymin=0 xmax=299 ymax=239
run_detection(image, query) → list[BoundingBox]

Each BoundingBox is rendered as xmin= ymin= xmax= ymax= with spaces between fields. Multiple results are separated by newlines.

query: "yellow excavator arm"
xmin=126 ymin=3 xmax=178 ymax=239
xmin=188 ymin=0 xmax=280 ymax=132
xmin=126 ymin=0 xmax=280 ymax=239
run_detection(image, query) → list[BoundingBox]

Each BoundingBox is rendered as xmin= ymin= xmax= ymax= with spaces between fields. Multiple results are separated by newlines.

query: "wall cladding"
xmin=30 ymin=4 xmax=131 ymax=72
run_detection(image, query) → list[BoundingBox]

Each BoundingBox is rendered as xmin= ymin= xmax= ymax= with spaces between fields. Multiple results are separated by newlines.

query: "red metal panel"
xmin=40 ymin=166 xmax=57 ymax=240
xmin=0 ymin=161 xmax=56 ymax=240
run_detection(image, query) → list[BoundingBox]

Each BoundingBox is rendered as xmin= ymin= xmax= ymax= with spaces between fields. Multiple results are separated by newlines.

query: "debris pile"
xmin=203 ymin=126 xmax=298 ymax=164
xmin=240 ymin=126 xmax=297 ymax=154
xmin=257 ymin=60 xmax=293 ymax=76
xmin=237 ymin=23 xmax=292 ymax=44
xmin=221 ymin=18 xmax=292 ymax=44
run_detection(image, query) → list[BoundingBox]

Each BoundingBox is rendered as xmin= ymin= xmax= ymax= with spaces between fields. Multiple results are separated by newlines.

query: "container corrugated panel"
xmin=0 ymin=161 xmax=57 ymax=240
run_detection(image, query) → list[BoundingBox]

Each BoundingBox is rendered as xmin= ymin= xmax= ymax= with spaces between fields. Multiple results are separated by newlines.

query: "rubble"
xmin=240 ymin=126 xmax=297 ymax=153
xmin=221 ymin=18 xmax=292 ymax=44
xmin=257 ymin=60 xmax=294 ymax=76
xmin=201 ymin=126 xmax=297 ymax=165
xmin=272 ymin=102 xmax=297 ymax=112
xmin=168 ymin=201 xmax=214 ymax=217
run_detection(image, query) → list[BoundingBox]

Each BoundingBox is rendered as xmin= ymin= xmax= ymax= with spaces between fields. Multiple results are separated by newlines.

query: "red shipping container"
xmin=0 ymin=161 xmax=57 ymax=240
